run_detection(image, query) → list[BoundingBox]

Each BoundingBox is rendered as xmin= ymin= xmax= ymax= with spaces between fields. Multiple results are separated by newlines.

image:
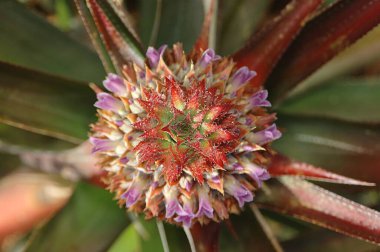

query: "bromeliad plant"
xmin=1 ymin=0 xmax=380 ymax=251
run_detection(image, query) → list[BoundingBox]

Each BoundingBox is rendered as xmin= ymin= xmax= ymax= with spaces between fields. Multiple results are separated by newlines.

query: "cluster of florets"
xmin=90 ymin=44 xmax=281 ymax=227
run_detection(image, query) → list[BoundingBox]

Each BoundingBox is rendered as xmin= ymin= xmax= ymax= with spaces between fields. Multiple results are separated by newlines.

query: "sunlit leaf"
xmin=273 ymin=116 xmax=380 ymax=184
xmin=277 ymin=77 xmax=380 ymax=124
xmin=0 ymin=62 xmax=95 ymax=144
xmin=257 ymin=177 xmax=380 ymax=244
xmin=138 ymin=0 xmax=204 ymax=52
xmin=108 ymin=225 xmax=141 ymax=252
xmin=137 ymin=218 xmax=171 ymax=252
xmin=268 ymin=0 xmax=380 ymax=103
xmin=25 ymin=182 xmax=129 ymax=252
xmin=233 ymin=0 xmax=322 ymax=89
xmin=55 ymin=0 xmax=72 ymax=30
xmin=0 ymin=0 xmax=104 ymax=83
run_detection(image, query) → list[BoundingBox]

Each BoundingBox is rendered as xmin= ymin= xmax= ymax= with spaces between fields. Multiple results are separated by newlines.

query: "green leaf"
xmin=273 ymin=116 xmax=380 ymax=184
xmin=278 ymin=78 xmax=380 ymax=124
xmin=0 ymin=62 xmax=96 ymax=144
xmin=133 ymin=217 xmax=188 ymax=252
xmin=55 ymin=0 xmax=72 ymax=31
xmin=139 ymin=218 xmax=165 ymax=252
xmin=0 ymin=124 xmax=75 ymax=150
xmin=0 ymin=0 xmax=105 ymax=83
xmin=108 ymin=225 xmax=141 ymax=252
xmin=25 ymin=182 xmax=129 ymax=252
xmin=138 ymin=0 xmax=204 ymax=52
xmin=218 ymin=0 xmax=270 ymax=55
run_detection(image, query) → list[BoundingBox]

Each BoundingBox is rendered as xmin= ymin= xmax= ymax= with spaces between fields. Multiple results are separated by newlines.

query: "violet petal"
xmin=103 ymin=73 xmax=126 ymax=96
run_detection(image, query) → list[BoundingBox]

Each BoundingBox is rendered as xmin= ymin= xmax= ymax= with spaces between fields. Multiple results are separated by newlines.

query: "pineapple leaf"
xmin=219 ymin=212 xmax=282 ymax=252
xmin=218 ymin=0 xmax=270 ymax=55
xmin=108 ymin=225 xmax=141 ymax=252
xmin=268 ymin=0 xmax=380 ymax=104
xmin=233 ymin=0 xmax=322 ymax=89
xmin=283 ymin=229 xmax=378 ymax=252
xmin=191 ymin=223 xmax=222 ymax=252
xmin=75 ymin=0 xmax=145 ymax=73
xmin=0 ymin=0 xmax=104 ymax=83
xmin=138 ymin=0 xmax=204 ymax=52
xmin=286 ymin=25 xmax=380 ymax=97
xmin=257 ymin=177 xmax=380 ymax=245
xmin=193 ymin=0 xmax=218 ymax=50
xmin=268 ymin=154 xmax=374 ymax=186
xmin=0 ymin=125 xmax=75 ymax=151
xmin=0 ymin=62 xmax=95 ymax=144
xmin=278 ymin=77 xmax=380 ymax=124
xmin=273 ymin=116 xmax=380 ymax=184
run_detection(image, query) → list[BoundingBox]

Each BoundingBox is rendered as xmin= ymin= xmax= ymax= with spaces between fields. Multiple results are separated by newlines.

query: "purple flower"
xmin=230 ymin=66 xmax=257 ymax=92
xmin=244 ymin=162 xmax=270 ymax=188
xmin=146 ymin=45 xmax=167 ymax=68
xmin=163 ymin=186 xmax=184 ymax=218
xmin=121 ymin=175 xmax=148 ymax=208
xmin=120 ymin=156 xmax=129 ymax=164
xmin=248 ymin=124 xmax=282 ymax=145
xmin=166 ymin=199 xmax=184 ymax=218
xmin=95 ymin=92 xmax=124 ymax=113
xmin=175 ymin=213 xmax=194 ymax=228
xmin=232 ymin=162 xmax=244 ymax=171
xmin=89 ymin=137 xmax=116 ymax=153
xmin=199 ymin=49 xmax=221 ymax=68
xmin=247 ymin=90 xmax=271 ymax=109
xmin=224 ymin=175 xmax=254 ymax=208
xmin=174 ymin=197 xmax=195 ymax=227
xmin=103 ymin=73 xmax=127 ymax=96
xmin=122 ymin=186 xmax=142 ymax=207
xmin=196 ymin=187 xmax=213 ymax=218
xmin=179 ymin=177 xmax=194 ymax=192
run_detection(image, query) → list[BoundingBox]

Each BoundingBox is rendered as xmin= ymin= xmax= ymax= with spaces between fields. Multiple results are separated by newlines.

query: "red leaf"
xmin=268 ymin=154 xmax=375 ymax=186
xmin=268 ymin=0 xmax=380 ymax=103
xmin=191 ymin=222 xmax=221 ymax=252
xmin=75 ymin=0 xmax=144 ymax=72
xmin=193 ymin=0 xmax=217 ymax=50
xmin=256 ymin=177 xmax=380 ymax=245
xmin=233 ymin=0 xmax=322 ymax=89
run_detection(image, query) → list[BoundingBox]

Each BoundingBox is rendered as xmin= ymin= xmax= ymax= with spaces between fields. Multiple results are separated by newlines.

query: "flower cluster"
xmin=90 ymin=44 xmax=281 ymax=227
